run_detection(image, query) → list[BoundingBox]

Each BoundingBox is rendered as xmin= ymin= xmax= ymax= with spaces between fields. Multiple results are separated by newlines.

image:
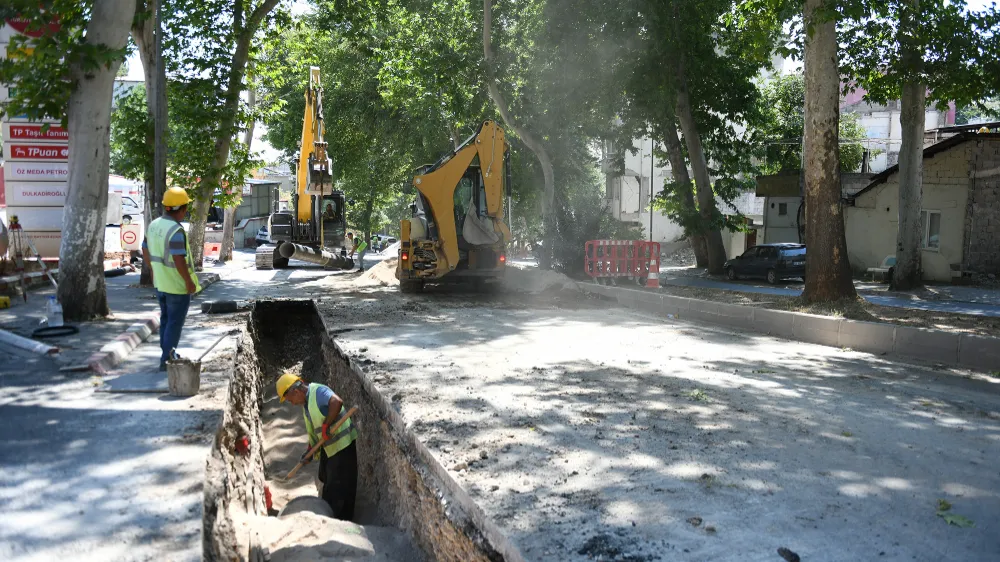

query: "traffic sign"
xmin=5 ymin=17 xmax=61 ymax=38
xmin=121 ymin=223 xmax=143 ymax=251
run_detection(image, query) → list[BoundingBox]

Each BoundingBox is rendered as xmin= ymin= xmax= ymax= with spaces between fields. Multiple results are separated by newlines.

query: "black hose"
xmin=32 ymin=325 xmax=79 ymax=338
xmin=104 ymin=268 xmax=128 ymax=278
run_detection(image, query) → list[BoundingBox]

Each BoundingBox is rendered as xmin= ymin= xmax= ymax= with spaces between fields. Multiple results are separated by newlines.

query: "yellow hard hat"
xmin=276 ymin=372 xmax=303 ymax=402
xmin=162 ymin=187 xmax=191 ymax=208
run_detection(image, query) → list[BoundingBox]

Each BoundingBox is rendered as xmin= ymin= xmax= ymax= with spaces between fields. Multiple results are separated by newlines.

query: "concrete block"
xmin=752 ymin=308 xmax=799 ymax=339
xmin=792 ymin=314 xmax=843 ymax=347
xmin=839 ymin=320 xmax=895 ymax=355
xmin=715 ymin=302 xmax=756 ymax=330
xmin=616 ymin=288 xmax=638 ymax=307
xmin=957 ymin=334 xmax=1000 ymax=373
xmin=635 ymin=290 xmax=663 ymax=310
xmin=893 ymin=326 xmax=960 ymax=364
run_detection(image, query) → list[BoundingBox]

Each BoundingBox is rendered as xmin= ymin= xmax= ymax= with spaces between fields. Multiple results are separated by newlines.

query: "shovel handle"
xmin=285 ymin=406 xmax=358 ymax=479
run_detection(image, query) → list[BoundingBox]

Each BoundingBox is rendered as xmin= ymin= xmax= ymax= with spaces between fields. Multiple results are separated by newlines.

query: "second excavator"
xmin=256 ymin=67 xmax=353 ymax=270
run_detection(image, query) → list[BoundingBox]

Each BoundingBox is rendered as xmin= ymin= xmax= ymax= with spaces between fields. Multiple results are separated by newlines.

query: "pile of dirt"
xmin=501 ymin=265 xmax=578 ymax=294
xmin=356 ymin=257 xmax=399 ymax=286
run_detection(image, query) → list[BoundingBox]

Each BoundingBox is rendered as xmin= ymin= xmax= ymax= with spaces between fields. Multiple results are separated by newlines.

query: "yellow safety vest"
xmin=303 ymin=383 xmax=358 ymax=457
xmin=146 ymin=217 xmax=201 ymax=295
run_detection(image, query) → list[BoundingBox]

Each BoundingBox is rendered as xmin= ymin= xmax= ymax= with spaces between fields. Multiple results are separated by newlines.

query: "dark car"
xmin=724 ymin=243 xmax=806 ymax=284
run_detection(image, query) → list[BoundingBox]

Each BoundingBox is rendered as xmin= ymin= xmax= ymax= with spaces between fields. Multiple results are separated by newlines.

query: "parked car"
xmin=724 ymin=243 xmax=806 ymax=284
xmin=121 ymin=196 xmax=142 ymax=225
xmin=254 ymin=226 xmax=270 ymax=247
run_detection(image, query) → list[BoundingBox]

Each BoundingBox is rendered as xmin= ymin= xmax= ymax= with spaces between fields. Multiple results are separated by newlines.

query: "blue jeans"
xmin=157 ymin=291 xmax=191 ymax=366
xmin=357 ymin=250 xmax=367 ymax=271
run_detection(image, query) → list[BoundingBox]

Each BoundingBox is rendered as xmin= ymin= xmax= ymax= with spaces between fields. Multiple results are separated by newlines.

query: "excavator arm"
xmin=411 ymin=120 xmax=511 ymax=274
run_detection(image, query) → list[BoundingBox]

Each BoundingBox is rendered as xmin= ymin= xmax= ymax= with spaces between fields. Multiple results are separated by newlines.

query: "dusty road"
xmin=319 ymin=273 xmax=1000 ymax=562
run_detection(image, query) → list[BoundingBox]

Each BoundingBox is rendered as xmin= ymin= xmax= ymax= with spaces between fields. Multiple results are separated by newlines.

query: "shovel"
xmin=166 ymin=329 xmax=238 ymax=396
xmin=285 ymin=406 xmax=358 ymax=479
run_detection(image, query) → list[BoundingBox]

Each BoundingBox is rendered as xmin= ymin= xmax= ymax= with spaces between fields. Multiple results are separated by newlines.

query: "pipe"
xmin=0 ymin=328 xmax=58 ymax=355
xmin=277 ymin=242 xmax=353 ymax=269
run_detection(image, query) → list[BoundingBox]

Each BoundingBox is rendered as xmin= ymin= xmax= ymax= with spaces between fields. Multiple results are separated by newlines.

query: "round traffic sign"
xmin=6 ymin=17 xmax=61 ymax=38
xmin=122 ymin=231 xmax=137 ymax=244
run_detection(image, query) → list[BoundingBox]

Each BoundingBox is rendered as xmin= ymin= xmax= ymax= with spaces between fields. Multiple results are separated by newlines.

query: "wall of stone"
xmin=965 ymin=138 xmax=1000 ymax=275
xmin=203 ymin=321 xmax=269 ymax=562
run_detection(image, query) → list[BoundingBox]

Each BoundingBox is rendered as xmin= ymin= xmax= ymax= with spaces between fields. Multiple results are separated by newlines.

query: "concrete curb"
xmin=579 ymin=283 xmax=1000 ymax=373
xmin=87 ymin=316 xmax=160 ymax=375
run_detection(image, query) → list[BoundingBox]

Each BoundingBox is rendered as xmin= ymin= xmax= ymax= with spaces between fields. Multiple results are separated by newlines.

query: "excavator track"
xmin=255 ymin=244 xmax=279 ymax=270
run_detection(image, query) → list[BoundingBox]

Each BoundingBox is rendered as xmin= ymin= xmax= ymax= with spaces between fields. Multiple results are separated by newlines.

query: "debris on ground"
xmin=356 ymin=257 xmax=399 ymax=286
xmin=777 ymin=547 xmax=801 ymax=562
xmin=662 ymin=245 xmax=695 ymax=267
xmin=501 ymin=264 xmax=577 ymax=293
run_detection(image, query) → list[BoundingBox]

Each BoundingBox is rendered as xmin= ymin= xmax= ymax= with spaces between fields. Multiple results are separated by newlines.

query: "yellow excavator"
xmin=255 ymin=67 xmax=353 ymax=270
xmin=396 ymin=120 xmax=512 ymax=292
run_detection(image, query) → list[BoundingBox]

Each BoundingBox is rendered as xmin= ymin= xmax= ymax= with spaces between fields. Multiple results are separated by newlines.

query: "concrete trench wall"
xmin=203 ymin=299 xmax=525 ymax=562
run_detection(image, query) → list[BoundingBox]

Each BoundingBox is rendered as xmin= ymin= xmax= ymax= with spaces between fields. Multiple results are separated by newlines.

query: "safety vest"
xmin=356 ymin=239 xmax=368 ymax=253
xmin=146 ymin=216 xmax=201 ymax=295
xmin=303 ymin=383 xmax=358 ymax=457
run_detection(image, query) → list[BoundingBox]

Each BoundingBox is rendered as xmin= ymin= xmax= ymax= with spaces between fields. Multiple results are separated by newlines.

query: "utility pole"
xmin=649 ymin=137 xmax=654 ymax=242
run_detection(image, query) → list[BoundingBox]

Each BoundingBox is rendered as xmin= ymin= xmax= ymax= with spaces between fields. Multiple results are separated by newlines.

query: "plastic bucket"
xmin=166 ymin=358 xmax=201 ymax=396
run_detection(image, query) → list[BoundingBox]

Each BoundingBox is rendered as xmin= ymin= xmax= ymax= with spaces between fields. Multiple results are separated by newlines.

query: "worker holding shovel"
xmin=276 ymin=373 xmax=359 ymax=520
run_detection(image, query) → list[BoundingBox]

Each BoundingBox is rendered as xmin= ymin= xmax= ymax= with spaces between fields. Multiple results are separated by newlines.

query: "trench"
xmin=203 ymin=299 xmax=524 ymax=562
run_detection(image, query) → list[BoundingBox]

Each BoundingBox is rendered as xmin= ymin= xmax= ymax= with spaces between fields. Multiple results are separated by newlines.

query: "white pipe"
xmin=0 ymin=328 xmax=58 ymax=356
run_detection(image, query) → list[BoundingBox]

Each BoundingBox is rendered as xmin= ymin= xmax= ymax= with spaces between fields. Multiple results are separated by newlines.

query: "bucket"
xmin=166 ymin=358 xmax=201 ymax=396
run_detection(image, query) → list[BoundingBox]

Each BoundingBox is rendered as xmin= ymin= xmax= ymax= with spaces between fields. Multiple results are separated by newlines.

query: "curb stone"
xmin=86 ymin=273 xmax=222 ymax=373
xmin=87 ymin=316 xmax=160 ymax=375
xmin=579 ymin=283 xmax=1000 ymax=373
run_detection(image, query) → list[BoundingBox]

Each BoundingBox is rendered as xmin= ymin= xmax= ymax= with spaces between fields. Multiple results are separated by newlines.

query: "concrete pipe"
xmin=277 ymin=242 xmax=353 ymax=270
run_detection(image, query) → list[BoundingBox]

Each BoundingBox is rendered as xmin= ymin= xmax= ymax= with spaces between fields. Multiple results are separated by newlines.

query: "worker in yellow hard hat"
xmin=276 ymin=372 xmax=359 ymax=520
xmin=142 ymin=187 xmax=201 ymax=371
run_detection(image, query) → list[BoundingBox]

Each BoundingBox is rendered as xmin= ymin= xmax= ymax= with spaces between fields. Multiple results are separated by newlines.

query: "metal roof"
xmin=848 ymin=132 xmax=1000 ymax=201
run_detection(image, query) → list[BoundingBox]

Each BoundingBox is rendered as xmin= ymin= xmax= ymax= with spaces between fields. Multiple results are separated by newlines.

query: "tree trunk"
xmin=188 ymin=0 xmax=280 ymax=268
xmin=802 ymin=0 xmax=857 ymax=302
xmin=483 ymin=0 xmax=555 ymax=269
xmin=675 ymin=81 xmax=726 ymax=274
xmin=219 ymin=84 xmax=256 ymax=263
xmin=58 ymin=0 xmax=135 ymax=320
xmin=661 ymin=119 xmax=708 ymax=268
xmin=892 ymin=0 xmax=925 ymax=291
xmin=132 ymin=0 xmax=166 ymax=286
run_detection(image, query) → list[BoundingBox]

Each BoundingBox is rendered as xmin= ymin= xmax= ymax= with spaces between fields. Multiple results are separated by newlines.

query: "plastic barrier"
xmin=204 ymin=242 xmax=221 ymax=259
xmin=584 ymin=240 xmax=660 ymax=287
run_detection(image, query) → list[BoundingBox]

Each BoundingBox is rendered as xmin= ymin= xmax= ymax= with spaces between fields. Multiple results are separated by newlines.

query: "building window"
xmin=921 ymin=210 xmax=941 ymax=250
xmin=778 ymin=203 xmax=788 ymax=216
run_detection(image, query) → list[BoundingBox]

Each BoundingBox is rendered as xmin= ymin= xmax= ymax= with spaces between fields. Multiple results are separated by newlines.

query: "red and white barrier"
xmin=584 ymin=240 xmax=660 ymax=288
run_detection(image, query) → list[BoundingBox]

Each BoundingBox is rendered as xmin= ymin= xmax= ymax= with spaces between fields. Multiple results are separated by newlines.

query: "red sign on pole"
xmin=6 ymin=17 xmax=61 ymax=38
xmin=6 ymin=143 xmax=69 ymax=162
xmin=2 ymin=123 xmax=68 ymax=142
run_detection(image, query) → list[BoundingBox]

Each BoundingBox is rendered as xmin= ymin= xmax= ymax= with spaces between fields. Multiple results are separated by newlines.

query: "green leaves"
xmin=936 ymin=499 xmax=975 ymax=528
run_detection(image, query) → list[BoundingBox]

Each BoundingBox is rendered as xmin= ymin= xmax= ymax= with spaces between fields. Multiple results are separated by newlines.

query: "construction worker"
xmin=348 ymin=232 xmax=368 ymax=272
xmin=276 ymin=373 xmax=358 ymax=520
xmin=142 ymin=187 xmax=201 ymax=371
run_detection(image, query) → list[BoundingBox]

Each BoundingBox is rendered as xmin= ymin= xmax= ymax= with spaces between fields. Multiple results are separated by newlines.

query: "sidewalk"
xmin=0 ymin=250 xmax=255 ymax=367
xmin=659 ymin=271 xmax=1000 ymax=318
xmin=0 ymin=250 xmax=255 ymax=562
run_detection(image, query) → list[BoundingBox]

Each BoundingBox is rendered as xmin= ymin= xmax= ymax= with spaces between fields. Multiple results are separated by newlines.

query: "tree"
xmin=1 ymin=0 xmax=136 ymax=320
xmin=483 ymin=0 xmax=556 ymax=268
xmin=841 ymin=0 xmax=1000 ymax=290
xmin=759 ymin=72 xmax=868 ymax=174
xmin=164 ymin=0 xmax=282 ymax=269
xmin=802 ymin=0 xmax=857 ymax=302
xmin=130 ymin=0 xmax=168 ymax=286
